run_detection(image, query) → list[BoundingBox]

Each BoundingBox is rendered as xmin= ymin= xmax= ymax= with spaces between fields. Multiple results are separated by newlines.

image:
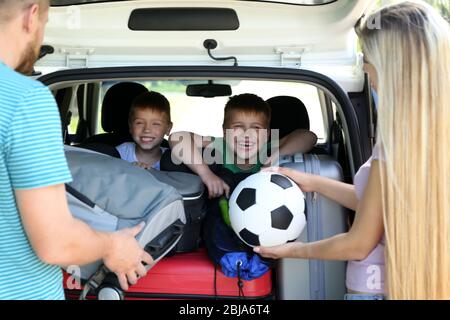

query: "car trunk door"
xmin=38 ymin=0 xmax=374 ymax=91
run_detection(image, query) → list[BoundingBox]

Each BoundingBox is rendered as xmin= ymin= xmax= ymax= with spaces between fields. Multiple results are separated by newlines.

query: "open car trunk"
xmin=38 ymin=0 xmax=374 ymax=92
xmin=35 ymin=0 xmax=376 ymax=300
xmin=38 ymin=65 xmax=369 ymax=300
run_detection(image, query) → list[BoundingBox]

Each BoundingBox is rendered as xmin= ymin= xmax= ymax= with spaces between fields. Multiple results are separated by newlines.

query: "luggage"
xmin=150 ymin=169 xmax=207 ymax=253
xmin=201 ymin=166 xmax=275 ymax=283
xmin=62 ymin=145 xmax=346 ymax=300
xmin=277 ymin=153 xmax=349 ymax=300
xmin=63 ymin=248 xmax=273 ymax=300
xmin=64 ymin=146 xmax=187 ymax=299
xmin=203 ymin=197 xmax=273 ymax=280
xmin=76 ymin=144 xmax=208 ymax=254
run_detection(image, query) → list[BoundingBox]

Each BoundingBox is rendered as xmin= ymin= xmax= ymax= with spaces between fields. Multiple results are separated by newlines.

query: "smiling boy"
xmin=169 ymin=93 xmax=317 ymax=198
xmin=117 ymin=91 xmax=173 ymax=170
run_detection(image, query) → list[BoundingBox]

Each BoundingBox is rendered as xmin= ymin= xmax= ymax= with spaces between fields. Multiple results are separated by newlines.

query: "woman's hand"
xmin=254 ymin=242 xmax=305 ymax=259
xmin=262 ymin=166 xmax=316 ymax=193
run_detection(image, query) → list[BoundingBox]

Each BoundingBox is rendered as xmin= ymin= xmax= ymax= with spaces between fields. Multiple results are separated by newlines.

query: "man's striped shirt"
xmin=0 ymin=61 xmax=72 ymax=300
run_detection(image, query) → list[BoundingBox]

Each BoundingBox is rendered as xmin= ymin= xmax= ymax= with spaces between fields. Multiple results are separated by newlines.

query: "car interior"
xmin=54 ymin=78 xmax=354 ymax=173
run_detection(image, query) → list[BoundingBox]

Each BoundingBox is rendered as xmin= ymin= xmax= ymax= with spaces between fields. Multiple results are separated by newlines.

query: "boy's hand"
xmin=262 ymin=167 xmax=316 ymax=193
xmin=199 ymin=170 xmax=230 ymax=199
xmin=132 ymin=162 xmax=150 ymax=170
xmin=262 ymin=150 xmax=280 ymax=168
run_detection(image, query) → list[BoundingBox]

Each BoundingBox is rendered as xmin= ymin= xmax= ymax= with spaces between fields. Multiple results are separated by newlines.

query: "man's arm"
xmin=16 ymin=184 xmax=153 ymax=290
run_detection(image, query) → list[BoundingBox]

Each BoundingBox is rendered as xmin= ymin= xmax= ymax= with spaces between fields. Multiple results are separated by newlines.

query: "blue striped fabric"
xmin=0 ymin=61 xmax=72 ymax=300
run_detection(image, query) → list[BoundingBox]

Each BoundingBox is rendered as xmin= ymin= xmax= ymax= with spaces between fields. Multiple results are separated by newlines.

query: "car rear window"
xmin=95 ymin=79 xmax=326 ymax=143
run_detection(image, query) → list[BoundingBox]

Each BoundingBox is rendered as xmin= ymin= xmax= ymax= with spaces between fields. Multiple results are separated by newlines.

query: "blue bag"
xmin=202 ymin=167 xmax=273 ymax=284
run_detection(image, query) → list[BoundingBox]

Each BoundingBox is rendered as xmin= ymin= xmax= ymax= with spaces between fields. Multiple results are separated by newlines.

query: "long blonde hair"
xmin=357 ymin=1 xmax=450 ymax=300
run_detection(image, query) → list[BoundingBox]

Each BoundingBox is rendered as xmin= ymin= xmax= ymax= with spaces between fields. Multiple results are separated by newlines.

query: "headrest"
xmin=101 ymin=82 xmax=148 ymax=134
xmin=267 ymin=96 xmax=310 ymax=139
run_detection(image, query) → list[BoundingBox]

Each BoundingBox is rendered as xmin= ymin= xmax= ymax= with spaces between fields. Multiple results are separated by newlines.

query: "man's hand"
xmin=199 ymin=169 xmax=230 ymax=199
xmin=104 ymin=222 xmax=154 ymax=291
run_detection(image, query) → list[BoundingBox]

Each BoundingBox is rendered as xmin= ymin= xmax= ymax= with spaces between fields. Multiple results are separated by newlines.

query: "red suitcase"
xmin=63 ymin=248 xmax=273 ymax=300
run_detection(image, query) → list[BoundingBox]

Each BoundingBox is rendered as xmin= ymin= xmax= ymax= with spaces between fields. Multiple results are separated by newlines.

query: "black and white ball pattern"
xmin=229 ymin=171 xmax=306 ymax=247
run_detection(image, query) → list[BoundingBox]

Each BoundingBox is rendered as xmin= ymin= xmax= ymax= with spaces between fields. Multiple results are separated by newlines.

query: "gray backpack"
xmin=64 ymin=146 xmax=186 ymax=299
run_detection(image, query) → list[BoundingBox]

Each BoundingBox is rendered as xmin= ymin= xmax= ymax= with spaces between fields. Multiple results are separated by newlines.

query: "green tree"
xmin=426 ymin=0 xmax=450 ymax=22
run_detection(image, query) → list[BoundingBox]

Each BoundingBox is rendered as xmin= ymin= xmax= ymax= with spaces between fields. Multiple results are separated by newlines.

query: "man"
xmin=0 ymin=0 xmax=152 ymax=300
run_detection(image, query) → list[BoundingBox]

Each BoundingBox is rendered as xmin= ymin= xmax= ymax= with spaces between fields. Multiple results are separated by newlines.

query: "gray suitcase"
xmin=149 ymin=169 xmax=207 ymax=253
xmin=277 ymin=153 xmax=349 ymax=300
xmin=72 ymin=144 xmax=207 ymax=254
xmin=64 ymin=146 xmax=187 ymax=299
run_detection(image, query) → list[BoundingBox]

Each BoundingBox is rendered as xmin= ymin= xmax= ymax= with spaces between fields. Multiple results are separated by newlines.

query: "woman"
xmin=255 ymin=1 xmax=450 ymax=300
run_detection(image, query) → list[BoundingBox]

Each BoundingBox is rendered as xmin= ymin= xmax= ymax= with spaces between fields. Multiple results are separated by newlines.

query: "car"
xmin=35 ymin=0 xmax=377 ymax=300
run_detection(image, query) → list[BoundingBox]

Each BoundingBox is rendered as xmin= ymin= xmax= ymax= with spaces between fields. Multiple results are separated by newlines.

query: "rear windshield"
xmin=89 ymin=79 xmax=327 ymax=142
xmin=51 ymin=0 xmax=336 ymax=6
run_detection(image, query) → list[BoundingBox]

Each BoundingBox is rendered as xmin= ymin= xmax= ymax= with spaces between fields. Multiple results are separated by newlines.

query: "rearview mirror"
xmin=186 ymin=81 xmax=232 ymax=98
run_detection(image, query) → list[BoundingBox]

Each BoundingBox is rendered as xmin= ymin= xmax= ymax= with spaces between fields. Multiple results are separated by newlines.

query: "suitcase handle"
xmin=143 ymin=219 xmax=185 ymax=261
xmin=81 ymin=219 xmax=185 ymax=300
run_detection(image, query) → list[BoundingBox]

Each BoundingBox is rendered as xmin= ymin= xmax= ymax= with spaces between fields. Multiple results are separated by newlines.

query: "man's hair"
xmin=129 ymin=91 xmax=171 ymax=123
xmin=0 ymin=0 xmax=49 ymax=24
xmin=223 ymin=93 xmax=271 ymax=127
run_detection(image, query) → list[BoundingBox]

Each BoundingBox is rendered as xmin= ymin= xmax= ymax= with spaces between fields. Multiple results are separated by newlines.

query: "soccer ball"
xmin=228 ymin=171 xmax=306 ymax=247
